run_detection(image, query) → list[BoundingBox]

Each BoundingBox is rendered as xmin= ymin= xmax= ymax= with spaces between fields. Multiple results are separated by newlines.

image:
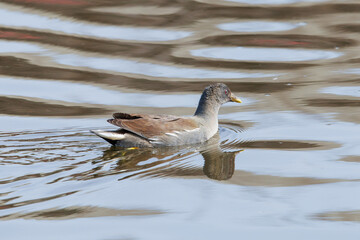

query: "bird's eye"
xmin=224 ymin=89 xmax=228 ymax=94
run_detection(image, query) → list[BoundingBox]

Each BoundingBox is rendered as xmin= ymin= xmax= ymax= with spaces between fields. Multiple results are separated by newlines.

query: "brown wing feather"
xmin=107 ymin=112 xmax=198 ymax=139
xmin=112 ymin=112 xmax=142 ymax=119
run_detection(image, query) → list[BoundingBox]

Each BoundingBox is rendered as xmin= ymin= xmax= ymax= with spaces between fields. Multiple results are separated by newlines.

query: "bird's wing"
xmin=107 ymin=112 xmax=200 ymax=145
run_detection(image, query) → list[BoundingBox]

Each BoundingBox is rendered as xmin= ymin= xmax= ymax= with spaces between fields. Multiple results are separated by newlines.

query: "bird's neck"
xmin=194 ymin=93 xmax=220 ymax=121
xmin=194 ymin=91 xmax=221 ymax=138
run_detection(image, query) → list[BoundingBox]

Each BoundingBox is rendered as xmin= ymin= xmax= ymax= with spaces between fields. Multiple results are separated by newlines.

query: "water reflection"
xmin=3 ymin=77 xmax=243 ymax=107
xmin=0 ymin=39 xmax=276 ymax=79
xmin=98 ymin=129 xmax=340 ymax=181
xmin=0 ymin=95 xmax=107 ymax=116
xmin=217 ymin=21 xmax=306 ymax=33
xmin=52 ymin=53 xmax=276 ymax=79
xmin=201 ymin=147 xmax=239 ymax=180
xmin=1 ymin=0 xmax=360 ymax=237
xmin=90 ymin=6 xmax=182 ymax=16
xmin=101 ymin=133 xmax=242 ymax=181
xmin=200 ymin=34 xmax=354 ymax=49
xmin=190 ymin=46 xmax=343 ymax=62
xmin=0 ymin=206 xmax=164 ymax=220
xmin=315 ymin=210 xmax=360 ymax=223
xmin=0 ymin=40 xmax=44 ymax=53
xmin=320 ymin=86 xmax=360 ymax=97
xmin=0 ymin=5 xmax=192 ymax=42
xmin=224 ymin=0 xmax=327 ymax=5
xmin=342 ymin=68 xmax=360 ymax=75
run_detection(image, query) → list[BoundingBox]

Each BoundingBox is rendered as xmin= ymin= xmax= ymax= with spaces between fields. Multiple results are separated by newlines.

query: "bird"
xmin=91 ymin=83 xmax=241 ymax=148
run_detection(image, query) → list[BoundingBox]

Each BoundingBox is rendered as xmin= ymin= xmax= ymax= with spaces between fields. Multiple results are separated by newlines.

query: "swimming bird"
xmin=91 ymin=83 xmax=241 ymax=147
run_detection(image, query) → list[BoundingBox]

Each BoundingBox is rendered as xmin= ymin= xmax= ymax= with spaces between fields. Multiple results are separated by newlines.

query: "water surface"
xmin=1 ymin=0 xmax=360 ymax=239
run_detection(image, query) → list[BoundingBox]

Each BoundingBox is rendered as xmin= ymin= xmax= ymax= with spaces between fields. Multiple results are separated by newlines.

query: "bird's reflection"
xmin=100 ymin=133 xmax=243 ymax=181
xmin=201 ymin=148 xmax=237 ymax=180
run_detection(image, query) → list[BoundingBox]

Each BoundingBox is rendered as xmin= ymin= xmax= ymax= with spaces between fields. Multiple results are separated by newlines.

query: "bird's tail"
xmin=90 ymin=130 xmax=125 ymax=145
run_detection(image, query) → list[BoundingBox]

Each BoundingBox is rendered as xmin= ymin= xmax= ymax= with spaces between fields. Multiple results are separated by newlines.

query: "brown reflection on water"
xmin=228 ymin=140 xmax=341 ymax=151
xmin=331 ymin=24 xmax=360 ymax=33
xmin=228 ymin=171 xmax=347 ymax=187
xmin=0 ymin=206 xmax=163 ymax=220
xmin=0 ymin=191 xmax=77 ymax=210
xmin=303 ymin=97 xmax=360 ymax=124
xmin=338 ymin=155 xmax=360 ymax=163
xmin=0 ymin=56 xmax=293 ymax=93
xmin=0 ymin=27 xmax=170 ymax=57
xmin=201 ymin=34 xmax=355 ymax=49
xmin=306 ymin=98 xmax=360 ymax=107
xmin=0 ymin=96 xmax=108 ymax=116
xmin=4 ymin=1 xmax=360 ymax=27
xmin=315 ymin=210 xmax=360 ymax=223
xmin=173 ymin=56 xmax=316 ymax=71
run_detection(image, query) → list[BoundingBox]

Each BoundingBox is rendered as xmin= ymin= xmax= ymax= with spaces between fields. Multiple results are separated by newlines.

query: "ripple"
xmin=228 ymin=170 xmax=347 ymax=187
xmin=12 ymin=0 xmax=87 ymax=6
xmin=342 ymin=68 xmax=360 ymax=75
xmin=0 ymin=116 xmax=104 ymax=132
xmin=90 ymin=6 xmax=181 ymax=16
xmin=224 ymin=0 xmax=327 ymax=5
xmin=219 ymin=123 xmax=341 ymax=151
xmin=0 ymin=96 xmax=107 ymax=117
xmin=332 ymin=24 xmax=360 ymax=33
xmin=0 ymin=5 xmax=191 ymax=42
xmin=52 ymin=53 xmax=276 ymax=79
xmin=0 ymin=40 xmax=276 ymax=79
xmin=0 ymin=127 xmax=241 ymax=183
xmin=190 ymin=46 xmax=343 ymax=62
xmin=320 ymin=86 xmax=360 ymax=98
xmin=338 ymin=156 xmax=360 ymax=163
xmin=221 ymin=129 xmax=339 ymax=151
xmin=0 ymin=56 xmax=292 ymax=92
xmin=315 ymin=210 xmax=360 ymax=223
xmin=0 ymin=77 xmax=254 ymax=107
xmin=0 ymin=41 xmax=45 ymax=53
xmin=0 ymin=77 xmax=195 ymax=107
xmin=201 ymin=34 xmax=354 ymax=49
xmin=217 ymin=21 xmax=306 ymax=33
xmin=305 ymin=99 xmax=360 ymax=107
xmin=0 ymin=206 xmax=163 ymax=220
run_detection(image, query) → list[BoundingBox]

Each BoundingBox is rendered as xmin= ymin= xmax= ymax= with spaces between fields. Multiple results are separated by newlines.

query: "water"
xmin=0 ymin=0 xmax=360 ymax=239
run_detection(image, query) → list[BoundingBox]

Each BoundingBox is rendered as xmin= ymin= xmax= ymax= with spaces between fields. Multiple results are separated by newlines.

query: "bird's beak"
xmin=230 ymin=93 xmax=242 ymax=103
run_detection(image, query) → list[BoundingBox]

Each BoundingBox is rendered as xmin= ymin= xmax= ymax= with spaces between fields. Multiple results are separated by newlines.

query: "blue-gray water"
xmin=0 ymin=0 xmax=360 ymax=239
